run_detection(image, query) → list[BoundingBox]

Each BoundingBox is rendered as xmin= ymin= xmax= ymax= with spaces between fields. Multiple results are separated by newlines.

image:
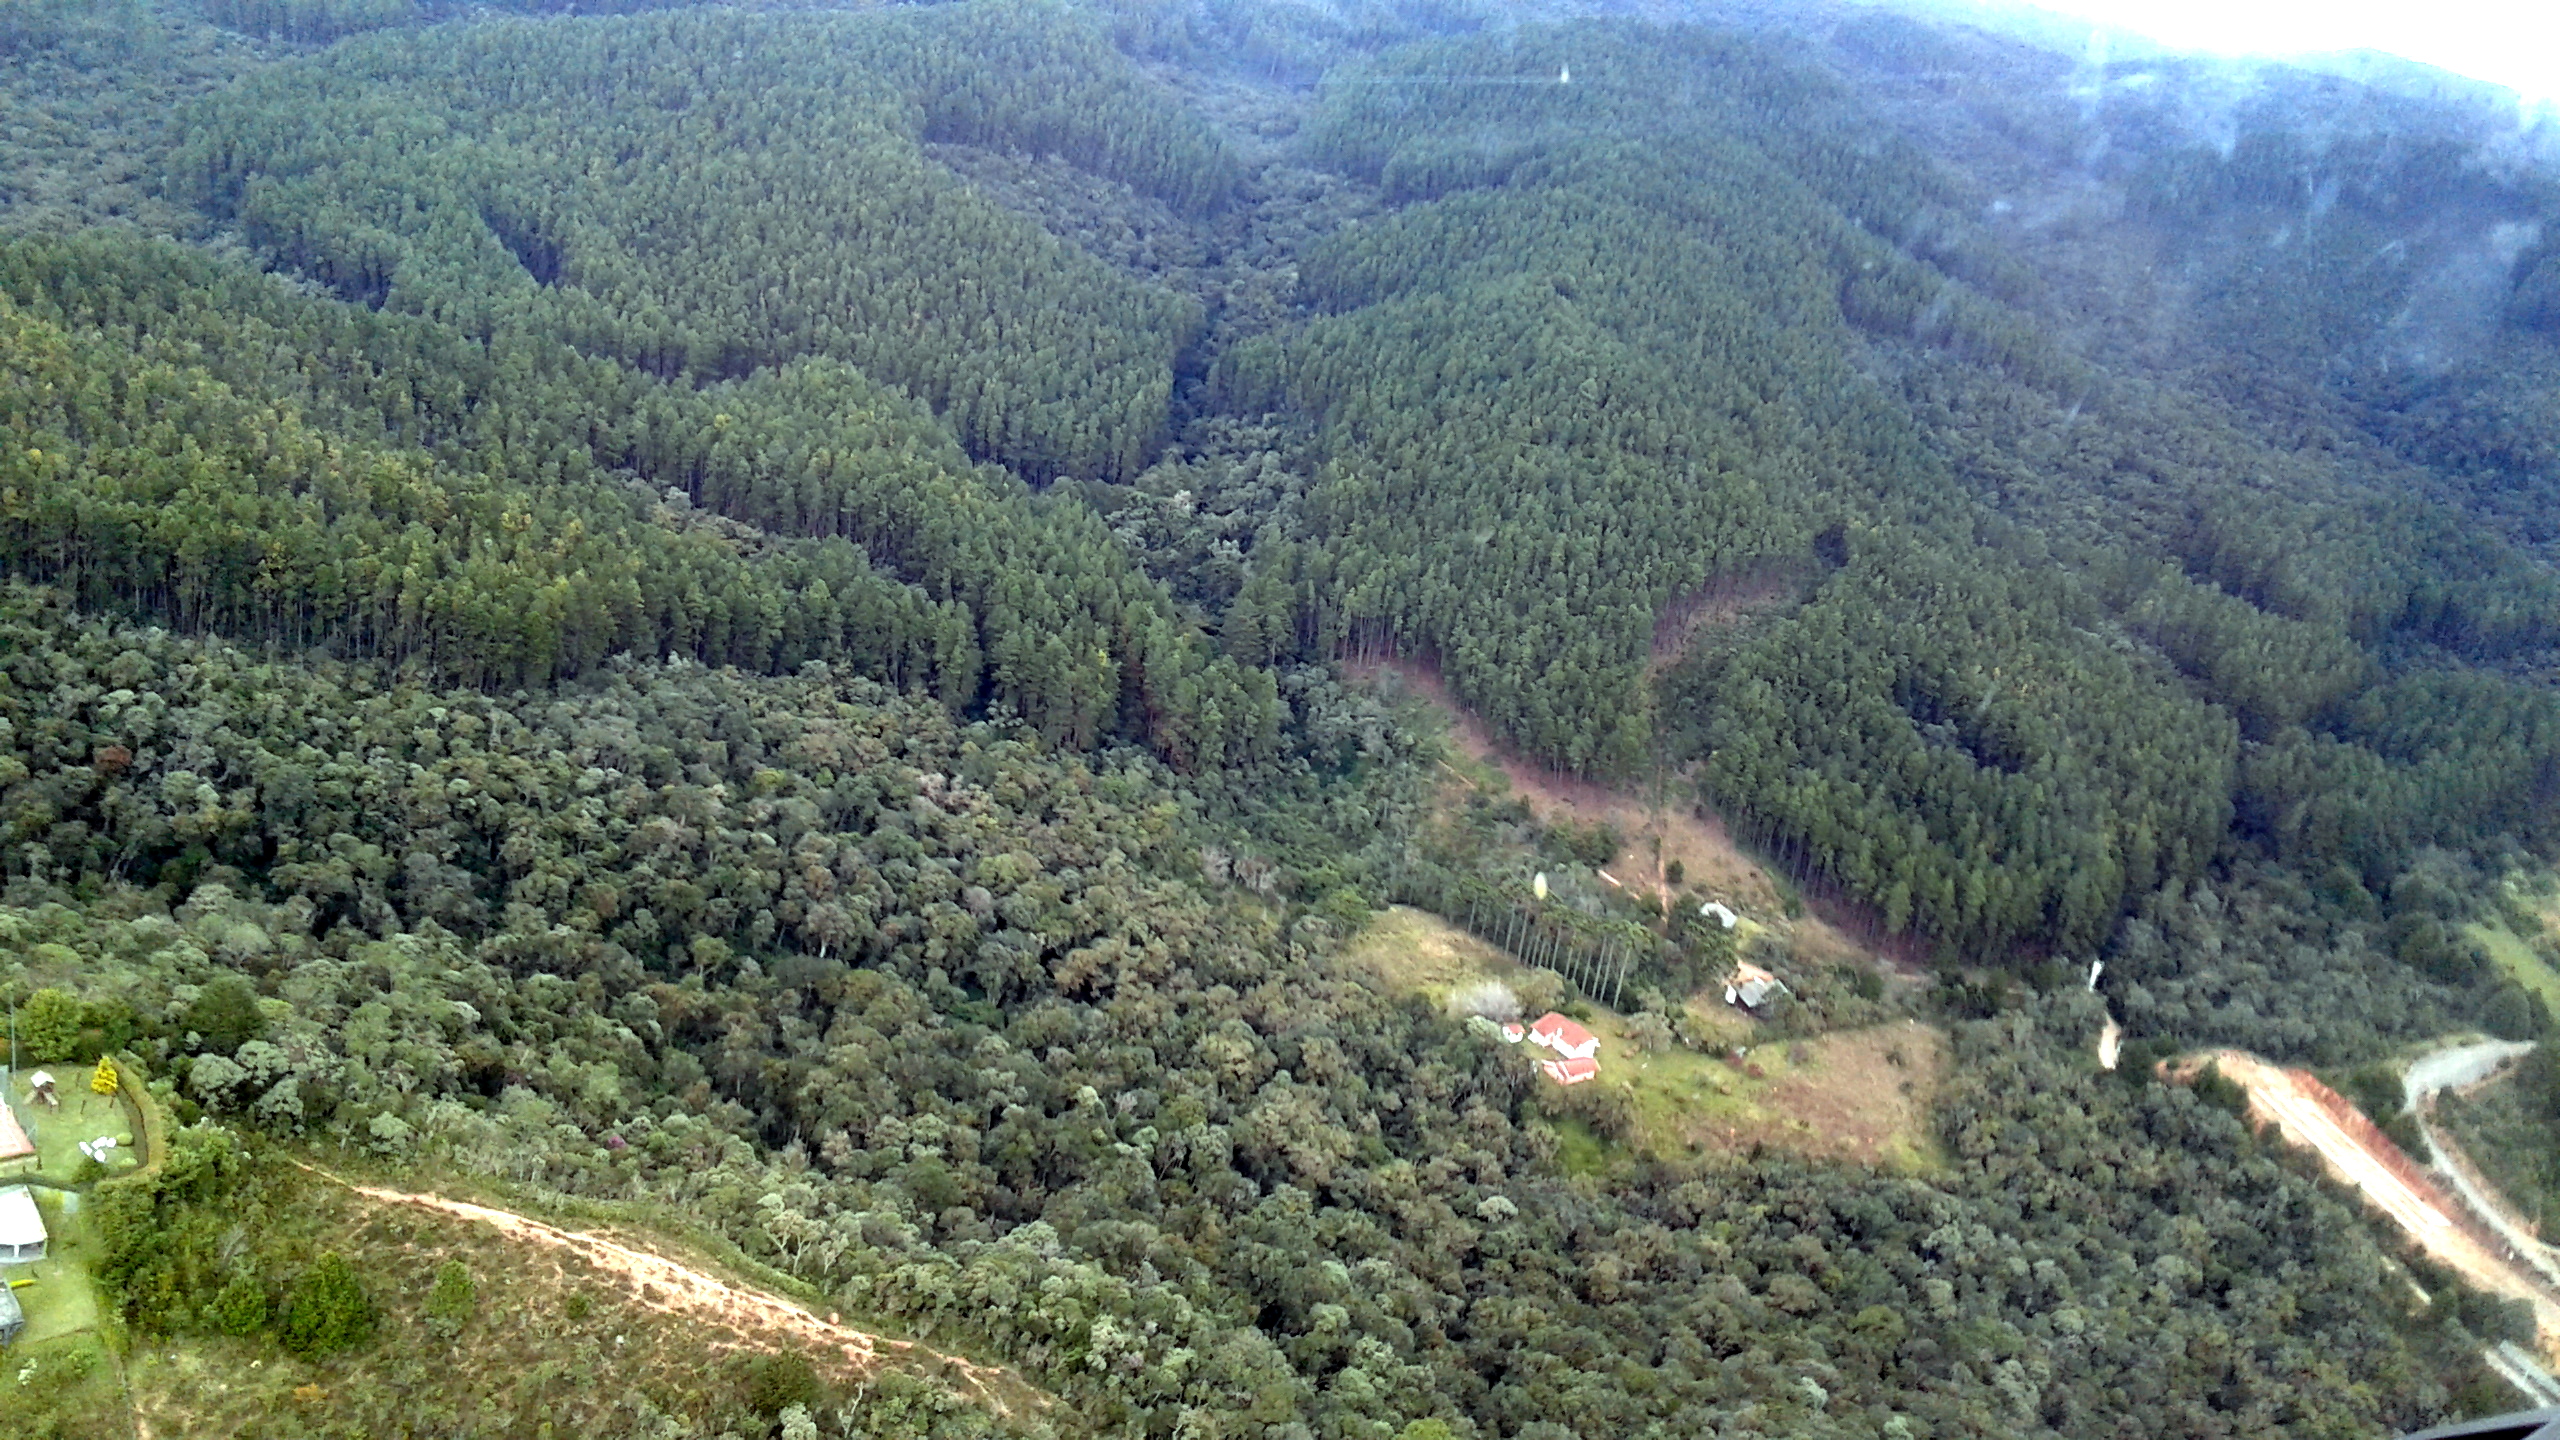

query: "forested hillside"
xmin=5 ymin=0 xmax=2560 ymax=1434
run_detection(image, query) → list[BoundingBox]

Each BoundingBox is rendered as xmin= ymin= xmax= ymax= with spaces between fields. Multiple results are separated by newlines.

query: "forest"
xmin=2 ymin=0 xmax=2560 ymax=1434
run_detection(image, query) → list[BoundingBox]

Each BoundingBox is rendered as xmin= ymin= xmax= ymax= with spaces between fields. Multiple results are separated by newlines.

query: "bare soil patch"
xmin=2175 ymin=1050 xmax=2560 ymax=1364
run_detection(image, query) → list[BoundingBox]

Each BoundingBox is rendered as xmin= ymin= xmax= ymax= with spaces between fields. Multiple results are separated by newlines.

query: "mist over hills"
xmin=4 ymin=0 xmax=2560 ymax=1435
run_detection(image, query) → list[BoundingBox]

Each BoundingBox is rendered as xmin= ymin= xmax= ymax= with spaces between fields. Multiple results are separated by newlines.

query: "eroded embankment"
xmin=2181 ymin=1051 xmax=2560 ymax=1362
xmin=303 ymin=1167 xmax=1044 ymax=1418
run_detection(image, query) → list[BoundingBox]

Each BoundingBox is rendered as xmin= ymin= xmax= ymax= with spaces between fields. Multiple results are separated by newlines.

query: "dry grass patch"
xmin=124 ymin=1166 xmax=1048 ymax=1440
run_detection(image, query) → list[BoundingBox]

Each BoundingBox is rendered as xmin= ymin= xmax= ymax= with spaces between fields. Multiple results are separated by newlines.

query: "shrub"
xmin=422 ymin=1261 xmax=475 ymax=1339
xmin=279 ymin=1252 xmax=373 ymax=1355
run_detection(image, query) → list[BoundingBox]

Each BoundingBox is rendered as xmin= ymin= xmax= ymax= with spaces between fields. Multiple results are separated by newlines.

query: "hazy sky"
xmin=2004 ymin=2 xmax=2559 ymax=104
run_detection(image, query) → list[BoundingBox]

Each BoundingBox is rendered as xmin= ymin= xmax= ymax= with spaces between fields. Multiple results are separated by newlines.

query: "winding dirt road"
xmin=2187 ymin=1050 xmax=2560 ymax=1365
xmin=301 ymin=1167 xmax=1042 ymax=1419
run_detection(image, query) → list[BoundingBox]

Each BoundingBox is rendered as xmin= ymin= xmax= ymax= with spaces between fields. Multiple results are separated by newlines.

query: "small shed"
xmin=1698 ymin=901 xmax=1739 ymax=930
xmin=1500 ymin=1022 xmax=1526 ymax=1045
xmin=1723 ymin=961 xmax=1790 ymax=1011
xmin=24 ymin=1073 xmax=53 ymax=1108
xmin=1528 ymin=1012 xmax=1599 ymax=1061
xmin=0 ymin=1187 xmax=46 ymax=1263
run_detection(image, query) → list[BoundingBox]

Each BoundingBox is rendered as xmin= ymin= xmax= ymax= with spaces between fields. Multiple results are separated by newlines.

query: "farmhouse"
xmin=0 ymin=1186 xmax=45 ymax=1263
xmin=1527 ymin=1012 xmax=1598 ymax=1061
xmin=1541 ymin=1056 xmax=1599 ymax=1086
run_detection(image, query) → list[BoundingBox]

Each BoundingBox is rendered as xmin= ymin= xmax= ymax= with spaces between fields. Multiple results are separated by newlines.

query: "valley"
xmin=2 ymin=0 xmax=2560 ymax=1435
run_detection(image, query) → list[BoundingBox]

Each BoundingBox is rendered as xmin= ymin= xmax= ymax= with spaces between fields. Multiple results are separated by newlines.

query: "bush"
xmin=279 ymin=1252 xmax=373 ymax=1355
xmin=422 ymin=1261 xmax=475 ymax=1339
xmin=741 ymin=1352 xmax=823 ymax=1417
xmin=2191 ymin=1062 xmax=2249 ymax=1116
xmin=209 ymin=1270 xmax=269 ymax=1337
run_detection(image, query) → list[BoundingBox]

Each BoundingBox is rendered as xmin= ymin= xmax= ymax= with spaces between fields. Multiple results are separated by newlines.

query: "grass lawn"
xmin=2472 ymin=920 xmax=2560 ymax=1016
xmin=17 ymin=1082 xmax=137 ymax=1183
xmin=11 ymin=1188 xmax=101 ymax=1346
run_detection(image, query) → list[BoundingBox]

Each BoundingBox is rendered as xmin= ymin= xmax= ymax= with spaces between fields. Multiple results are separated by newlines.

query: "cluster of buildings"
xmin=1499 ymin=1011 xmax=1602 ymax=1085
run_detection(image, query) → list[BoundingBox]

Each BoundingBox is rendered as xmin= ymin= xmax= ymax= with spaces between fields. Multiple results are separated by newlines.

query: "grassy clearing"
xmin=1346 ymin=906 xmax=1945 ymax=1173
xmin=0 ymin=1330 xmax=123 ymax=1439
xmin=2472 ymin=919 xmax=2560 ymax=1016
xmin=1352 ymin=658 xmax=1900 ymax=976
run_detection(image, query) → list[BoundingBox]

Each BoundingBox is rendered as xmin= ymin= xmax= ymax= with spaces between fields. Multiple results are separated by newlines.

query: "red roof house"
xmin=1541 ymin=1056 xmax=1600 ymax=1086
xmin=1527 ymin=1012 xmax=1598 ymax=1061
xmin=0 ymin=1103 xmax=32 ymax=1165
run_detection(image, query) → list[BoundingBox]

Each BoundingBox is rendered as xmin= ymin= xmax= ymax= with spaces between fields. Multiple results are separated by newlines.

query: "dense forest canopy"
xmin=4 ymin=0 xmax=2560 ymax=1434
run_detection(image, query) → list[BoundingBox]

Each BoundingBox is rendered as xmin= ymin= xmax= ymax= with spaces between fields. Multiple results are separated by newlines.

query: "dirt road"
xmin=301 ymin=1168 xmax=1041 ymax=1418
xmin=2188 ymin=1050 xmax=2560 ymax=1364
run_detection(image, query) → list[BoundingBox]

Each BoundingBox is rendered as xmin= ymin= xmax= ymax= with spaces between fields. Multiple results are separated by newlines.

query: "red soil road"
xmin=300 ymin=1167 xmax=1042 ymax=1419
xmin=2179 ymin=1051 xmax=2560 ymax=1363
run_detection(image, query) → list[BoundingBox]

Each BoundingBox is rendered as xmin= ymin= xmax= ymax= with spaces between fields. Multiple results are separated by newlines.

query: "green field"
xmin=13 ymin=1189 xmax=101 ymax=1346
xmin=22 ymin=1084 xmax=138 ymax=1182
xmin=2469 ymin=920 xmax=2560 ymax=1014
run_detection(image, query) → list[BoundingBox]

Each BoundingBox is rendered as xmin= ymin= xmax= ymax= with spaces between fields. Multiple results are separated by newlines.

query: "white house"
xmin=1698 ymin=901 xmax=1739 ymax=930
xmin=0 ymin=1186 xmax=46 ymax=1263
xmin=1527 ymin=1012 xmax=1599 ymax=1061
xmin=1541 ymin=1056 xmax=1599 ymax=1086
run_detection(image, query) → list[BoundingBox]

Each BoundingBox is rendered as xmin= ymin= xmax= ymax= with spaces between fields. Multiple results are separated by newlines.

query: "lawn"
xmin=2472 ymin=919 xmax=2560 ymax=1016
xmin=12 ymin=1188 xmax=101 ymax=1346
xmin=21 ymin=1082 xmax=137 ymax=1181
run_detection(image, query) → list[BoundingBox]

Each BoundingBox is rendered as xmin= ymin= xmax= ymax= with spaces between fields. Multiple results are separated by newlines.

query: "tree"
xmin=20 ymin=987 xmax=81 ymax=1062
xmin=90 ymin=1057 xmax=117 ymax=1097
xmin=279 ymin=1252 xmax=373 ymax=1355
xmin=423 ymin=1260 xmax=476 ymax=1339
xmin=185 ymin=976 xmax=266 ymax=1056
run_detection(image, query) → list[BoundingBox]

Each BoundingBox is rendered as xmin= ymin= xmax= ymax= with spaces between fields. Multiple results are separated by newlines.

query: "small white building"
xmin=1698 ymin=901 xmax=1739 ymax=930
xmin=0 ymin=1186 xmax=46 ymax=1263
xmin=1723 ymin=961 xmax=1791 ymax=1011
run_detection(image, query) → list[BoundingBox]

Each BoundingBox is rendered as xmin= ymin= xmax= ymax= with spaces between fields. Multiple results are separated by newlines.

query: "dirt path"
xmin=299 ymin=1167 xmax=1040 ymax=1419
xmin=2184 ymin=1051 xmax=2560 ymax=1363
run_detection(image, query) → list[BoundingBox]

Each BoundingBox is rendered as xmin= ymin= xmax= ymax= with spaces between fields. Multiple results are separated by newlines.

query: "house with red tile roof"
xmin=1527 ymin=1012 xmax=1598 ymax=1061
xmin=1541 ymin=1056 xmax=1599 ymax=1086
